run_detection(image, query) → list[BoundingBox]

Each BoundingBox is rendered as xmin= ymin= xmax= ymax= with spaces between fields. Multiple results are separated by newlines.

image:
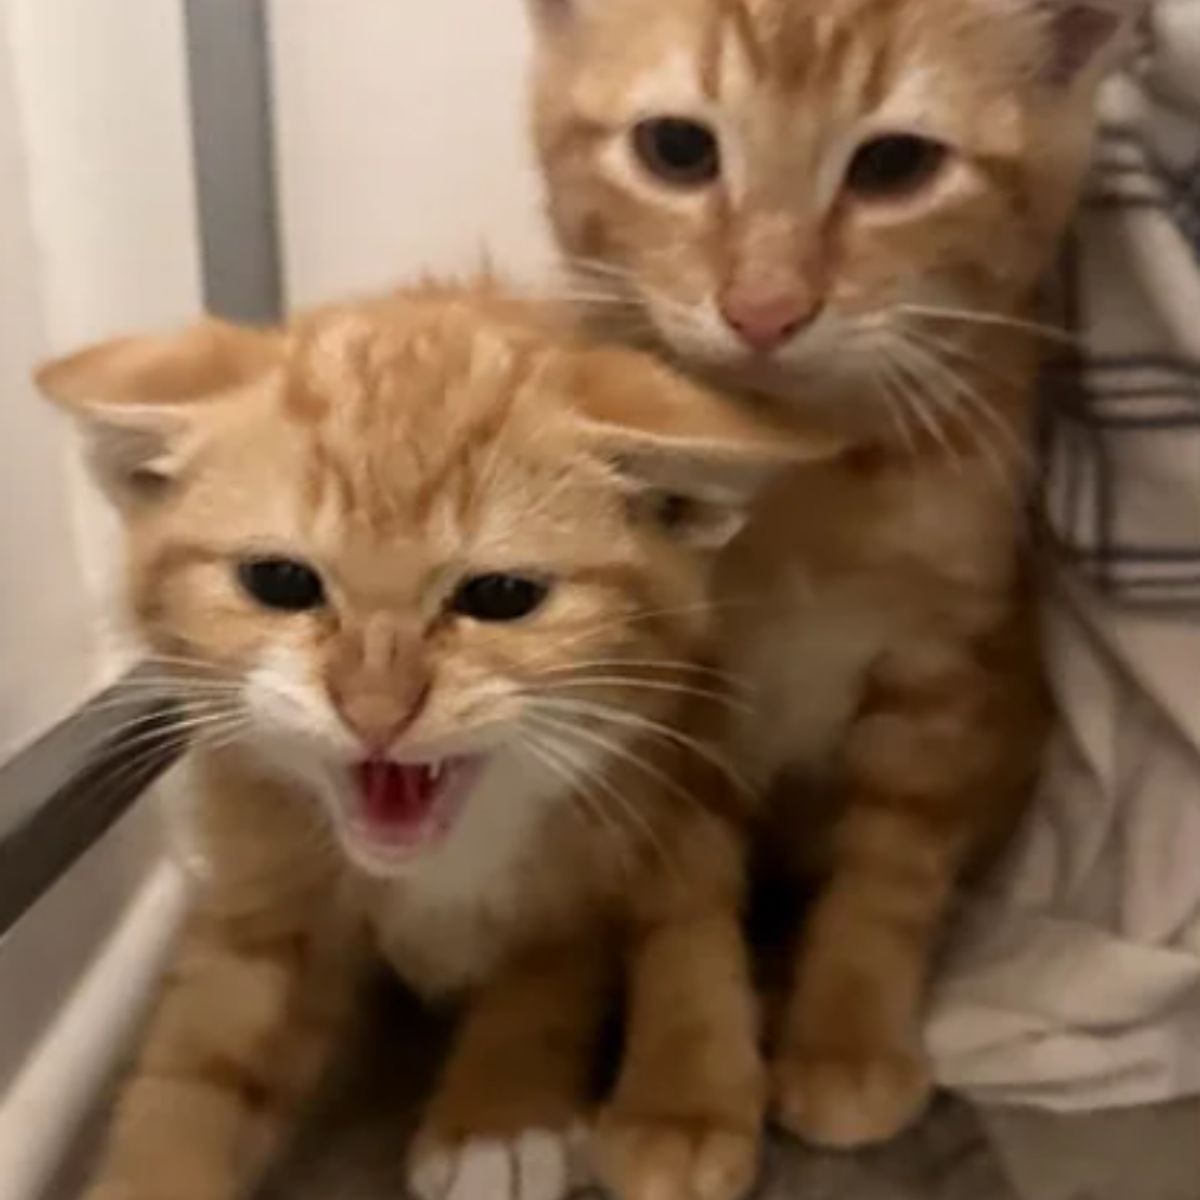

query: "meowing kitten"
xmin=41 ymin=286 xmax=833 ymax=1200
xmin=527 ymin=0 xmax=1129 ymax=1149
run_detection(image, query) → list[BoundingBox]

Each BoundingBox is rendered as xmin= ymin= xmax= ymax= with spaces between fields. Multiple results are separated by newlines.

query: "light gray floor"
xmin=58 ymin=976 xmax=1200 ymax=1200
xmin=258 ymin=979 xmax=1199 ymax=1200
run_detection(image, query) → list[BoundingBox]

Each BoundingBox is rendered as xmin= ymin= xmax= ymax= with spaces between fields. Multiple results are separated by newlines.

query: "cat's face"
xmin=40 ymin=290 xmax=812 ymax=876
xmin=530 ymin=0 xmax=1125 ymax=415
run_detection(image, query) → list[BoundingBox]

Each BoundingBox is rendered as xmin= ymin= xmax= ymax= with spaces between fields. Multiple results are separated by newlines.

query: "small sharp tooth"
xmin=430 ymin=762 xmax=445 ymax=783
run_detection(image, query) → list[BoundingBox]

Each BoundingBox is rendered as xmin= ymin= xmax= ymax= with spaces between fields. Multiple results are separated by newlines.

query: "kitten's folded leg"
xmin=597 ymin=898 xmax=766 ymax=1200
xmin=408 ymin=942 xmax=614 ymax=1200
xmin=773 ymin=615 xmax=1045 ymax=1148
xmin=81 ymin=904 xmax=365 ymax=1200
xmin=772 ymin=808 xmax=949 ymax=1149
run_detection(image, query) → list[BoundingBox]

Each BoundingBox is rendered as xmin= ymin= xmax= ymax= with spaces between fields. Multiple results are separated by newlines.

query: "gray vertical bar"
xmin=183 ymin=0 xmax=283 ymax=323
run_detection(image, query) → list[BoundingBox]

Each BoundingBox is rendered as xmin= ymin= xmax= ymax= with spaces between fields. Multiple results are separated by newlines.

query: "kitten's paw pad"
xmin=596 ymin=1117 xmax=760 ymax=1200
xmin=772 ymin=1048 xmax=932 ymax=1149
xmin=408 ymin=1128 xmax=586 ymax=1200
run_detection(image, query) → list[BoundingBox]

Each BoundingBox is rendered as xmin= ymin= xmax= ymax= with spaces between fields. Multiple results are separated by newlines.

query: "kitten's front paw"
xmin=408 ymin=1127 xmax=587 ymax=1200
xmin=772 ymin=1046 xmax=932 ymax=1149
xmin=596 ymin=1115 xmax=760 ymax=1200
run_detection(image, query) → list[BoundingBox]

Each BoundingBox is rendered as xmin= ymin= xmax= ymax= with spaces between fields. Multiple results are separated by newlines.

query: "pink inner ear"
xmin=531 ymin=0 xmax=576 ymax=27
xmin=1045 ymin=3 xmax=1125 ymax=84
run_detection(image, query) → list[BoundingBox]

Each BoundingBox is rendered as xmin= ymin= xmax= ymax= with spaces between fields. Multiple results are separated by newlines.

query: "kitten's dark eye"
xmin=654 ymin=492 xmax=695 ymax=531
xmin=632 ymin=117 xmax=720 ymax=187
xmin=845 ymin=134 xmax=947 ymax=200
xmin=451 ymin=573 xmax=550 ymax=623
xmin=237 ymin=557 xmax=326 ymax=612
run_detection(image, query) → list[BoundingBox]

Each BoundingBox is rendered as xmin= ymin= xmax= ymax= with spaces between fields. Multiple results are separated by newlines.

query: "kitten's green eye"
xmin=632 ymin=118 xmax=720 ymax=188
xmin=237 ymin=557 xmax=326 ymax=613
xmin=845 ymin=134 xmax=947 ymax=200
xmin=451 ymin=573 xmax=550 ymax=623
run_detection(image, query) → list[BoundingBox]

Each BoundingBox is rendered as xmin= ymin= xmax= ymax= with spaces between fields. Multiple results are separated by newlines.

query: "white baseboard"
xmin=0 ymin=860 xmax=189 ymax=1200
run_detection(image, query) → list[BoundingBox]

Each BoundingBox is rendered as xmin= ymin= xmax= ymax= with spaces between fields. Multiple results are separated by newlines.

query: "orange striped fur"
xmin=38 ymin=285 xmax=841 ymax=1200
xmin=528 ymin=0 xmax=1125 ymax=1148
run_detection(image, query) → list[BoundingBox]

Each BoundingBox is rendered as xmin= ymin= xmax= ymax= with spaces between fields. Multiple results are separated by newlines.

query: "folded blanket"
xmin=928 ymin=0 xmax=1200 ymax=1110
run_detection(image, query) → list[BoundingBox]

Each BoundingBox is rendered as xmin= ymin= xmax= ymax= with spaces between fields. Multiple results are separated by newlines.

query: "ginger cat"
xmin=528 ymin=0 xmax=1131 ymax=1149
xmin=40 ymin=287 xmax=833 ymax=1200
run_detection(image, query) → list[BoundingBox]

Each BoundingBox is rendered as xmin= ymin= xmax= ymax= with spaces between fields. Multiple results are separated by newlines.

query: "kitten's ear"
xmin=525 ymin=0 xmax=589 ymax=32
xmin=1030 ymin=0 xmax=1138 ymax=85
xmin=35 ymin=319 xmax=281 ymax=507
xmin=569 ymin=349 xmax=843 ymax=550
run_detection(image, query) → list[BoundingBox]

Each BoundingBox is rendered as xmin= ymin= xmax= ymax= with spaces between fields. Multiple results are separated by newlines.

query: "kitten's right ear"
xmin=525 ymin=0 xmax=588 ymax=31
xmin=568 ymin=347 xmax=846 ymax=551
xmin=35 ymin=319 xmax=281 ymax=507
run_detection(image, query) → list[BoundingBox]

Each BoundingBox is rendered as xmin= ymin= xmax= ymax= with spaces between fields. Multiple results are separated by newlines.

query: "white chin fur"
xmin=644 ymin=291 xmax=743 ymax=368
xmin=644 ymin=290 xmax=866 ymax=380
xmin=335 ymin=826 xmax=427 ymax=879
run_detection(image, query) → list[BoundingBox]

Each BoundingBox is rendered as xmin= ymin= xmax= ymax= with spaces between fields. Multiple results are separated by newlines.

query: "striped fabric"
xmin=1042 ymin=0 xmax=1200 ymax=605
xmin=928 ymin=0 xmax=1200 ymax=1112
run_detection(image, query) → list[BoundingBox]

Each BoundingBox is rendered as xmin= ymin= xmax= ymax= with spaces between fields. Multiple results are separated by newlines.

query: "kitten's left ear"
xmin=568 ymin=348 xmax=844 ymax=550
xmin=525 ymin=0 xmax=571 ymax=29
xmin=525 ymin=0 xmax=599 ymax=33
xmin=1030 ymin=0 xmax=1140 ymax=85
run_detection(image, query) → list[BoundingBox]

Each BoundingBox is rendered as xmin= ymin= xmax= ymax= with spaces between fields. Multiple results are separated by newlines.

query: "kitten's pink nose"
xmin=329 ymin=618 xmax=431 ymax=751
xmin=719 ymin=286 xmax=819 ymax=353
xmin=333 ymin=682 xmax=430 ymax=753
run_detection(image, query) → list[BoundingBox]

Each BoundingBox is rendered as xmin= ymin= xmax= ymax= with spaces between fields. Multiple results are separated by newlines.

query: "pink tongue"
xmin=355 ymin=760 xmax=435 ymax=832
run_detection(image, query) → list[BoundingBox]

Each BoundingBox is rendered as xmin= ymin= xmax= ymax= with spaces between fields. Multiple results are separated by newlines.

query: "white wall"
xmin=0 ymin=31 xmax=91 ymax=762
xmin=0 ymin=6 xmax=201 ymax=1189
xmin=0 ymin=0 xmax=203 ymax=759
xmin=269 ymin=0 xmax=553 ymax=307
xmin=1 ymin=4 xmax=551 ymax=1188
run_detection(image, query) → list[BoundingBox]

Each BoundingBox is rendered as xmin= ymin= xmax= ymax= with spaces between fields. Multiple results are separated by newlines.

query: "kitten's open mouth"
xmin=349 ymin=756 xmax=482 ymax=853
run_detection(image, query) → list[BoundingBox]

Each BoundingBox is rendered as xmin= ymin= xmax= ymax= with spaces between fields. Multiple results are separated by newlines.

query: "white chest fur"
xmin=725 ymin=568 xmax=892 ymax=780
xmin=369 ymin=751 xmax=564 ymax=999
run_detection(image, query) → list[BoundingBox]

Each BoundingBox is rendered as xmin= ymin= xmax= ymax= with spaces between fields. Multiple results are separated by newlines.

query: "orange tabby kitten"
xmin=528 ymin=0 xmax=1129 ymax=1148
xmin=40 ymin=287 xmax=832 ymax=1200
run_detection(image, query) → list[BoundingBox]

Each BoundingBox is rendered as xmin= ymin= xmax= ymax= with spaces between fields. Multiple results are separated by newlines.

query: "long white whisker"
xmin=84 ymin=713 xmax=250 ymax=805
xmin=562 ymin=255 xmax=705 ymax=329
xmin=75 ymin=687 xmax=237 ymax=721
xmin=535 ymin=657 xmax=743 ymax=684
xmin=889 ymin=334 xmax=1013 ymax=492
xmin=521 ymin=712 xmax=676 ymax=872
xmin=524 ymin=706 xmax=704 ymax=820
xmin=871 ymin=355 xmax=921 ymax=461
xmin=515 ymin=598 xmax=755 ymax=676
xmin=886 ymin=336 xmax=978 ymax=474
xmin=879 ymin=341 xmax=960 ymax=469
xmin=902 ymin=327 xmax=1034 ymax=466
xmin=895 ymin=302 xmax=1076 ymax=346
xmin=893 ymin=331 xmax=1029 ymax=498
xmin=528 ymin=695 xmax=751 ymax=797
xmin=534 ymin=675 xmax=749 ymax=713
xmin=90 ymin=710 xmax=247 ymax=763
xmin=139 ymin=652 xmax=237 ymax=672
xmin=559 ymin=256 xmax=637 ymax=282
xmin=903 ymin=322 xmax=1020 ymax=390
xmin=518 ymin=728 xmax=640 ymax=877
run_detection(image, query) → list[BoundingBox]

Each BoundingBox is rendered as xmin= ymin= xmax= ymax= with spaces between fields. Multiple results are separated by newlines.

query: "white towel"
xmin=928 ymin=0 xmax=1200 ymax=1110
